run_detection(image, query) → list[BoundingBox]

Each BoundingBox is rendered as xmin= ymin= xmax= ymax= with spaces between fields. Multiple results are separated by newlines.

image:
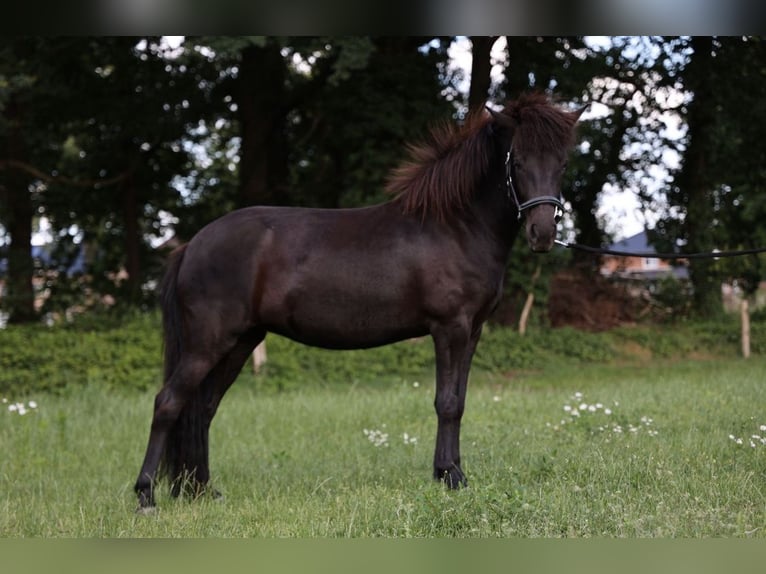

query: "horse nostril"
xmin=529 ymin=223 xmax=539 ymax=242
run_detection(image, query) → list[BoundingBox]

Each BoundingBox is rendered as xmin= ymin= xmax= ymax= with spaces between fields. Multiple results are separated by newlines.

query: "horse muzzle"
xmin=524 ymin=203 xmax=560 ymax=252
xmin=526 ymin=221 xmax=557 ymax=252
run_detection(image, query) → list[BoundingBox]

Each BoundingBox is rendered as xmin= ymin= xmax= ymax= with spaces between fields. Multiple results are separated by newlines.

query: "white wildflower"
xmin=363 ymin=428 xmax=389 ymax=447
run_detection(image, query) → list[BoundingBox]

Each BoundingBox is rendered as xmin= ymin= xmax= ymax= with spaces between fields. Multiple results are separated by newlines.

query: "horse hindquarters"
xmin=135 ymin=236 xmax=269 ymax=509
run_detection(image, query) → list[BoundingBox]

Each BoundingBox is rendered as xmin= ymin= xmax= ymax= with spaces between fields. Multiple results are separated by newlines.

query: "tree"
xmin=0 ymin=38 xmax=88 ymax=322
xmin=697 ymin=38 xmax=766 ymax=304
xmin=655 ymin=36 xmax=719 ymax=316
xmin=1 ymin=37 xmax=200 ymax=320
xmin=176 ymin=37 xmax=455 ymax=218
xmin=651 ymin=36 xmax=766 ymax=316
xmin=714 ymin=37 xmax=766 ymax=299
xmin=467 ymin=36 xmax=499 ymax=110
xmin=292 ymin=37 xmax=455 ymax=209
xmin=41 ymin=37 xmax=199 ymax=307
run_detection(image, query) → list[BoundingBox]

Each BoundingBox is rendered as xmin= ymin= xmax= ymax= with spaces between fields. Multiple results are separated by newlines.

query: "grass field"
xmin=2 ymin=352 xmax=765 ymax=537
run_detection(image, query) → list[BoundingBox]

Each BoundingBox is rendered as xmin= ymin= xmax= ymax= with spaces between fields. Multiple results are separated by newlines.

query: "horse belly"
xmin=261 ymin=275 xmax=426 ymax=350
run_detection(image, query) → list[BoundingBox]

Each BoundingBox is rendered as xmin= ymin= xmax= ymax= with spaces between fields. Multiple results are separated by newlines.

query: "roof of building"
xmin=608 ymin=230 xmax=655 ymax=253
xmin=604 ymin=230 xmax=688 ymax=281
xmin=0 ymin=245 xmax=86 ymax=276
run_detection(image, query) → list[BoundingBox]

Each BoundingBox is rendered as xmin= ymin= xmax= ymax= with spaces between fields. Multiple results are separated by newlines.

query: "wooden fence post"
xmin=518 ymin=264 xmax=541 ymax=336
xmin=253 ymin=341 xmax=268 ymax=373
xmin=741 ymin=298 xmax=750 ymax=359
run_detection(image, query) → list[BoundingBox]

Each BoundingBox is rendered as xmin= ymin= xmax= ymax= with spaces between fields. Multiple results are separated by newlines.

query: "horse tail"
xmin=157 ymin=244 xmax=207 ymax=494
xmin=160 ymin=244 xmax=188 ymax=384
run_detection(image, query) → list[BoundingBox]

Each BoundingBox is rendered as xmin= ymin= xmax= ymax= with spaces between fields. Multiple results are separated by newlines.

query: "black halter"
xmin=504 ymin=150 xmax=564 ymax=222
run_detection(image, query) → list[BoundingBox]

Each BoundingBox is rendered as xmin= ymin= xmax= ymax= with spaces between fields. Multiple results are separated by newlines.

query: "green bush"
xmin=1 ymin=311 xmax=761 ymax=396
xmin=0 ymin=311 xmax=162 ymax=395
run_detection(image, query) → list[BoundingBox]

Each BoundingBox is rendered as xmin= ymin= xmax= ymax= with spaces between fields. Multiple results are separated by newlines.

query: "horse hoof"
xmin=136 ymin=505 xmax=157 ymax=516
xmin=210 ymin=488 xmax=224 ymax=501
xmin=435 ymin=466 xmax=468 ymax=489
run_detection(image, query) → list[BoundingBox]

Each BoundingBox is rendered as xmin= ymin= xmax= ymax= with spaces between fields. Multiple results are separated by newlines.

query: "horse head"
xmin=488 ymin=96 xmax=586 ymax=252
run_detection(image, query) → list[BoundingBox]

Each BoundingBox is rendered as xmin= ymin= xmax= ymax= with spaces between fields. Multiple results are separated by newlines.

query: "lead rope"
xmin=554 ymin=239 xmax=766 ymax=260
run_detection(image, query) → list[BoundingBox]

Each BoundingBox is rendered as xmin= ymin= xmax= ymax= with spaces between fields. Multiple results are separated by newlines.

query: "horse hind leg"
xmin=134 ymin=353 xmax=218 ymax=510
xmin=167 ymin=329 xmax=266 ymax=500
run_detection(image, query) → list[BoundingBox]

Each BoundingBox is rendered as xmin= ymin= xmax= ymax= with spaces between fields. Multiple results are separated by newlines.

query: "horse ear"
xmin=571 ymin=104 xmax=588 ymax=122
xmin=486 ymin=106 xmax=515 ymax=129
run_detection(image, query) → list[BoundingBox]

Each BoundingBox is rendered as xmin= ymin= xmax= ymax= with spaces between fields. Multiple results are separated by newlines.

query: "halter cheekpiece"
xmin=504 ymin=150 xmax=564 ymax=222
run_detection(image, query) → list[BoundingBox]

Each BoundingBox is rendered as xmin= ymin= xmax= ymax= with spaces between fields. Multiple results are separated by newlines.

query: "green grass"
xmin=2 ymin=357 xmax=765 ymax=537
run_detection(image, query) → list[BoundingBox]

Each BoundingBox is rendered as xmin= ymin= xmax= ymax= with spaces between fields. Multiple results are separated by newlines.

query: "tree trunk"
xmin=468 ymin=37 xmax=498 ymax=110
xmin=5 ymin=193 xmax=35 ymax=323
xmin=236 ymin=42 xmax=289 ymax=208
xmin=682 ymin=37 xmax=722 ymax=317
xmin=122 ymin=173 xmax=142 ymax=302
xmin=1 ymin=96 xmax=36 ymax=323
xmin=504 ymin=36 xmax=528 ymax=97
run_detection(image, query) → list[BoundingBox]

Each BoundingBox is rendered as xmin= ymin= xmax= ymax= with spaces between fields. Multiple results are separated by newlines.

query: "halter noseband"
xmin=504 ymin=150 xmax=564 ymax=222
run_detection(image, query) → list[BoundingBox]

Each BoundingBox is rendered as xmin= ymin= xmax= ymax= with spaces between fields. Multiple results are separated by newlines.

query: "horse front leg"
xmin=431 ymin=323 xmax=481 ymax=488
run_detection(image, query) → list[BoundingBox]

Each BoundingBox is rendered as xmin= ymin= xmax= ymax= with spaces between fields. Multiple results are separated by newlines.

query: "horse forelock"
xmin=505 ymin=93 xmax=579 ymax=156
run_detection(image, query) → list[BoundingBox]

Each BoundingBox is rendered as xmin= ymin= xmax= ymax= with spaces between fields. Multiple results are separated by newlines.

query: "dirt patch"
xmin=616 ymin=340 xmax=653 ymax=361
xmin=548 ymin=267 xmax=646 ymax=332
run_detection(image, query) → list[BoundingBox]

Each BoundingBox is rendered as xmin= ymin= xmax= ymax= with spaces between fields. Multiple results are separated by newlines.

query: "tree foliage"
xmin=650 ymin=36 xmax=766 ymax=314
xmin=2 ymin=36 xmax=766 ymax=324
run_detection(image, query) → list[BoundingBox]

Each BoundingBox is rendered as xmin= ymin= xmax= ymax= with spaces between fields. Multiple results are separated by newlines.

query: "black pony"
xmin=134 ymin=93 xmax=584 ymax=510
